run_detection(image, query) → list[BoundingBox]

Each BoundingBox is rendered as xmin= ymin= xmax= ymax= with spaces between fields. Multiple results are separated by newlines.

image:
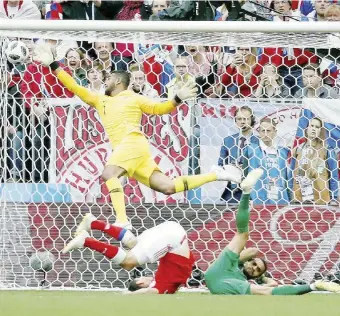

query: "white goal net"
xmin=1 ymin=20 xmax=340 ymax=290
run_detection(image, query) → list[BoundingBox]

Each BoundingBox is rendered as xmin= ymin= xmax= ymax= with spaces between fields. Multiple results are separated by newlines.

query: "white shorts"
xmin=130 ymin=221 xmax=188 ymax=265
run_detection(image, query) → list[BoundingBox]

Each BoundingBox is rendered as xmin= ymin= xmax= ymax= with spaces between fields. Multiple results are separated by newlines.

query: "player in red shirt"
xmin=63 ymin=219 xmax=195 ymax=294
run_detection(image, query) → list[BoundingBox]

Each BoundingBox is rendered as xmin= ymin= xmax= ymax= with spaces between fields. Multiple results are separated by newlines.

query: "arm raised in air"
xmin=33 ymin=43 xmax=100 ymax=108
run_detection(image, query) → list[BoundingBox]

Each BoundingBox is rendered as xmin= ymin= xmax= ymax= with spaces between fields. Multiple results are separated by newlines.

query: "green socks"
xmin=236 ymin=194 xmax=251 ymax=233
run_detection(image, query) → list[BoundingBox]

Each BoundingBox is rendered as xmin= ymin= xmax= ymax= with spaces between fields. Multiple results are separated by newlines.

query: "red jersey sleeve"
xmin=152 ymin=252 xmax=195 ymax=294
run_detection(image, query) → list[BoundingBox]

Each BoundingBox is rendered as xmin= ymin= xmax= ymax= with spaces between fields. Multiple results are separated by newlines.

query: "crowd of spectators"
xmin=1 ymin=0 xmax=340 ymax=206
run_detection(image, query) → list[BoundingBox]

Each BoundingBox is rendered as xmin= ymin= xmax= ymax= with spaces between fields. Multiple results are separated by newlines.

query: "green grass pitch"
xmin=0 ymin=291 xmax=339 ymax=316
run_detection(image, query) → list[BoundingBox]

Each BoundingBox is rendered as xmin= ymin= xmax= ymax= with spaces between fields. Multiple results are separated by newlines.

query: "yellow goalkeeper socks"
xmin=105 ymin=177 xmax=128 ymax=223
xmin=174 ymin=173 xmax=217 ymax=192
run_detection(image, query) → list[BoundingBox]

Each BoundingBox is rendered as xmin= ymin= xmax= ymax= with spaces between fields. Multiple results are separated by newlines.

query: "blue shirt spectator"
xmin=218 ymin=106 xmax=259 ymax=203
xmin=243 ymin=118 xmax=291 ymax=205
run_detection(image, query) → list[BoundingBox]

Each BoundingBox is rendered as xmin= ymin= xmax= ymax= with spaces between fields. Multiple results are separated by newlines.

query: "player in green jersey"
xmin=205 ymin=168 xmax=340 ymax=295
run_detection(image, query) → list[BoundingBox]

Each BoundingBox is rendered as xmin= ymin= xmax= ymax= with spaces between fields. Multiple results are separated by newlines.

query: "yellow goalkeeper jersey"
xmin=57 ymin=70 xmax=176 ymax=147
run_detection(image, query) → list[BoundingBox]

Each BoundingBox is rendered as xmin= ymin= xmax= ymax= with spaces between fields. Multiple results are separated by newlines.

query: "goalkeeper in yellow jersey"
xmin=34 ymin=44 xmax=242 ymax=228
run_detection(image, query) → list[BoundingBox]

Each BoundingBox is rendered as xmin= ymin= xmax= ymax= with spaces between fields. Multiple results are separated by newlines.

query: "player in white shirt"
xmin=63 ymin=219 xmax=195 ymax=294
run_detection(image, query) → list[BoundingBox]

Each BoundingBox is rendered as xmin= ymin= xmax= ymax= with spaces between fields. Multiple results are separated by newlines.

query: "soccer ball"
xmin=5 ymin=40 xmax=29 ymax=64
xmin=29 ymin=251 xmax=56 ymax=272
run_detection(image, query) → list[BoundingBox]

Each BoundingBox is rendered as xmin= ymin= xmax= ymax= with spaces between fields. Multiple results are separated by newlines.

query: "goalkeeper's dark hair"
xmin=127 ymin=279 xmax=143 ymax=292
xmin=111 ymin=70 xmax=130 ymax=88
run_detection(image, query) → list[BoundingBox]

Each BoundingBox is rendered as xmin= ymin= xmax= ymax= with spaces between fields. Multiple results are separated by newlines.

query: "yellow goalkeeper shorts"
xmin=106 ymin=132 xmax=160 ymax=187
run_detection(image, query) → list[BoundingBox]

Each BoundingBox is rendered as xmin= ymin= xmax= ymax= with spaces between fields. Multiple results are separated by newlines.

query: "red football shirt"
xmin=152 ymin=252 xmax=195 ymax=294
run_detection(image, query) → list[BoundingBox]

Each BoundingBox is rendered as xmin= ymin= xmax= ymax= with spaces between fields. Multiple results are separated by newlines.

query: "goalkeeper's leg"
xmin=145 ymin=165 xmax=242 ymax=195
xmin=102 ymin=165 xmax=129 ymax=227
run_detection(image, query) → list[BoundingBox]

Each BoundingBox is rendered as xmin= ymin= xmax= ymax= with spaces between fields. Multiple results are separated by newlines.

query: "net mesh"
xmin=1 ymin=25 xmax=340 ymax=290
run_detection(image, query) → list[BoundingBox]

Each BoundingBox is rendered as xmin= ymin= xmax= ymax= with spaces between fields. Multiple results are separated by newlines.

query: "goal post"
xmin=1 ymin=20 xmax=340 ymax=290
xmin=0 ymin=20 xmax=339 ymax=46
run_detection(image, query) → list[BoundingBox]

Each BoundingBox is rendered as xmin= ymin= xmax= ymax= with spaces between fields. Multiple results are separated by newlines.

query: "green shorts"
xmin=204 ymin=249 xmax=250 ymax=295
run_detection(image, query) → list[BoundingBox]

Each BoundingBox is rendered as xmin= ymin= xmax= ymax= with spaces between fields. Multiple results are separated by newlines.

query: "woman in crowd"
xmin=86 ymin=61 xmax=105 ymax=93
xmin=291 ymin=117 xmax=339 ymax=205
xmin=185 ymin=45 xmax=212 ymax=78
xmin=270 ymin=0 xmax=301 ymax=22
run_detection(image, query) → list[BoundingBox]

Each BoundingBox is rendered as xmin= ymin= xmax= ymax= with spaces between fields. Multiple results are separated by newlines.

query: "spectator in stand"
xmin=295 ymin=63 xmax=339 ymax=98
xmin=112 ymin=0 xmax=143 ymax=71
xmin=156 ymin=1 xmax=216 ymax=21
xmin=301 ymin=0 xmax=330 ymax=21
xmin=184 ymin=45 xmax=216 ymax=97
xmin=33 ymin=0 xmax=50 ymax=18
xmin=262 ymin=46 xmax=318 ymax=96
xmin=86 ymin=61 xmax=105 ymax=93
xmin=243 ymin=118 xmax=291 ymax=206
xmin=93 ymin=42 xmax=114 ymax=73
xmin=65 ymin=48 xmax=88 ymax=86
xmin=148 ymin=0 xmax=170 ymax=19
xmin=136 ymin=43 xmax=175 ymax=96
xmin=218 ymin=106 xmax=259 ymax=203
xmin=185 ymin=45 xmax=212 ymax=78
xmin=220 ymin=47 xmax=262 ymax=98
xmin=215 ymin=0 xmax=273 ymax=21
xmin=0 ymin=0 xmax=41 ymax=19
xmin=324 ymin=3 xmax=340 ymax=21
xmin=45 ymin=0 xmax=123 ymax=20
xmin=21 ymin=48 xmax=74 ymax=107
xmin=45 ymin=1 xmax=124 ymax=53
xmin=129 ymin=65 xmax=159 ymax=98
xmin=270 ymin=0 xmax=301 ymax=21
xmin=135 ymin=1 xmax=175 ymax=96
xmin=253 ymin=63 xmax=289 ymax=98
xmin=21 ymin=46 xmax=73 ymax=183
xmin=165 ymin=57 xmax=195 ymax=98
xmin=291 ymin=117 xmax=338 ymax=205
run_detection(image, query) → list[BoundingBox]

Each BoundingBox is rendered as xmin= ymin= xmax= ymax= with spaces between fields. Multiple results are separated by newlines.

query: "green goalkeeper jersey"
xmin=204 ymin=249 xmax=251 ymax=295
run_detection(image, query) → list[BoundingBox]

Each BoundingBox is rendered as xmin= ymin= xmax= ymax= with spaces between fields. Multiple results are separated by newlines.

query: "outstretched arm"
xmin=33 ymin=43 xmax=99 ymax=108
xmin=138 ymin=95 xmax=178 ymax=115
xmin=52 ymin=65 xmax=100 ymax=108
xmin=139 ymin=81 xmax=197 ymax=115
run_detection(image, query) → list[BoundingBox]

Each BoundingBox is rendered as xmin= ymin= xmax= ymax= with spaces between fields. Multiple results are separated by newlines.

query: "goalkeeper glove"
xmin=33 ymin=43 xmax=55 ymax=67
xmin=175 ymin=80 xmax=198 ymax=102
